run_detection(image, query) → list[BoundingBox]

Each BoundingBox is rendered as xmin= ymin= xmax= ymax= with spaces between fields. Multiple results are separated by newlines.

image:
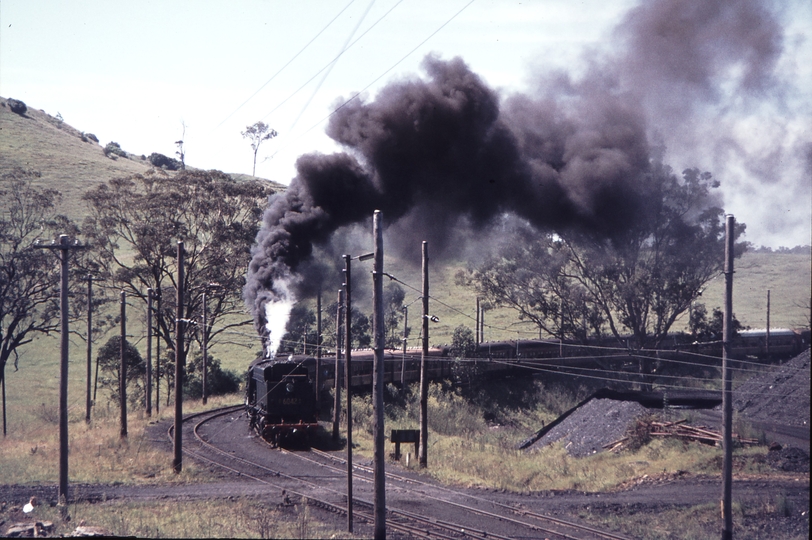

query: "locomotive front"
xmin=245 ymin=356 xmax=319 ymax=446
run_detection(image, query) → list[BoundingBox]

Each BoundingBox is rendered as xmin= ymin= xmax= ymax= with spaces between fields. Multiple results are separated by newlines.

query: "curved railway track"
xmin=173 ymin=406 xmax=631 ymax=540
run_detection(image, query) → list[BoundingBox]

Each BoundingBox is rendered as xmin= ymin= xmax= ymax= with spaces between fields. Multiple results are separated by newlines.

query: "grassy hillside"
xmin=0 ymin=96 xmax=285 ymax=220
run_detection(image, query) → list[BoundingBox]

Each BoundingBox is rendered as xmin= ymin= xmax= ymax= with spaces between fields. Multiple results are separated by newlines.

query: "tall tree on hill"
xmin=82 ymin=169 xmax=276 ymax=390
xmin=241 ymin=121 xmax=277 ymax=177
xmin=0 ymin=169 xmax=90 ymax=434
xmin=471 ymin=164 xmax=747 ymax=350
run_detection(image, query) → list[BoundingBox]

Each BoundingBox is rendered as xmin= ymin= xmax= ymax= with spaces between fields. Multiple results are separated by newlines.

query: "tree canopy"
xmin=0 ymin=169 xmax=82 ymax=388
xmin=471 ymin=164 xmax=747 ymax=349
xmin=82 ymin=169 xmax=276 ymax=367
xmin=241 ymin=121 xmax=277 ymax=177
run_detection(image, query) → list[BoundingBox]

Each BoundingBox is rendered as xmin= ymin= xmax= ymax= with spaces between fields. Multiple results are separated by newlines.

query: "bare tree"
xmin=241 ymin=121 xmax=277 ymax=176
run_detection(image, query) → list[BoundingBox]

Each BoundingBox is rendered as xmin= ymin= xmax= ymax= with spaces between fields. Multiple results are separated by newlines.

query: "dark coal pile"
xmin=734 ymin=350 xmax=810 ymax=428
xmin=766 ymin=446 xmax=810 ymax=473
xmin=529 ymin=398 xmax=651 ymax=457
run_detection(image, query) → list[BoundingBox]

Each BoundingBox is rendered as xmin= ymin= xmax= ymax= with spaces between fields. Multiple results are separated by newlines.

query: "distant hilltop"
xmin=0 ymin=96 xmax=285 ymax=221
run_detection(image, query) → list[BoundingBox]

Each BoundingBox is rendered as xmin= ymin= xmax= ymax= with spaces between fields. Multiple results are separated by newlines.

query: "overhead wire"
xmin=214 ymin=0 xmax=359 ymax=130
xmin=285 ymin=0 xmax=378 ymax=136
xmin=259 ymin=0 xmax=407 ymax=125
xmin=267 ymin=0 xmax=476 ymax=160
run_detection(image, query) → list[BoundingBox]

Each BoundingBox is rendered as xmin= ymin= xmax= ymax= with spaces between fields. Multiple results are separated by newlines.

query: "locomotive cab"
xmin=245 ymin=357 xmax=319 ymax=446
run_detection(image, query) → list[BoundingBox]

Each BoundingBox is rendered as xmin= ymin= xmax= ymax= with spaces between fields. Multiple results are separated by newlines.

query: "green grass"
xmin=345 ymin=378 xmax=788 ymax=494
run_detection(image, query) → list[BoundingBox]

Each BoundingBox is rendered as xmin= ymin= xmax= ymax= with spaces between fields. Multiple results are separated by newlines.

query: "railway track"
xmin=285 ymin=447 xmax=629 ymax=540
xmin=172 ymin=406 xmax=508 ymax=538
xmin=174 ymin=406 xmax=631 ymax=539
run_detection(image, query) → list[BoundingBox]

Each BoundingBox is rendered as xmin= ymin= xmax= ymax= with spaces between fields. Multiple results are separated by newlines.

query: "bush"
xmin=8 ymin=98 xmax=27 ymax=115
xmin=148 ymin=152 xmax=181 ymax=171
xmin=183 ymin=352 xmax=241 ymax=398
xmin=104 ymin=142 xmax=127 ymax=158
xmin=96 ymin=336 xmax=146 ymax=406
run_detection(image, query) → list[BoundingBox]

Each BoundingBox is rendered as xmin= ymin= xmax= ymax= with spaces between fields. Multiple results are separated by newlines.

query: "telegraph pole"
xmin=475 ymin=297 xmax=481 ymax=345
xmin=35 ymin=234 xmax=85 ymax=504
xmin=202 ymin=291 xmax=208 ymax=405
xmin=766 ymin=290 xmax=771 ymax=357
xmin=333 ymin=289 xmax=343 ymax=441
xmin=401 ymin=306 xmax=408 ymax=387
xmin=173 ymin=241 xmax=185 ymax=473
xmin=146 ymin=289 xmax=153 ymax=417
xmin=372 ymin=210 xmax=386 ymax=538
xmin=316 ymin=289 xmax=322 ymax=411
xmin=419 ymin=241 xmax=429 ymax=468
xmin=721 ymin=215 xmax=735 ymax=540
xmin=85 ymin=276 xmax=94 ymax=423
xmin=120 ymin=291 xmax=128 ymax=439
xmin=343 ymin=254 xmax=353 ymax=532
xmin=155 ymin=288 xmax=161 ymax=415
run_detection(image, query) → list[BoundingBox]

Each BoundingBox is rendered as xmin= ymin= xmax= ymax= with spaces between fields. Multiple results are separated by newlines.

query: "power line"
xmin=286 ymin=0 xmax=378 ymax=135
xmin=214 ymin=0 xmax=359 ymax=130
xmin=259 ymin=0 xmax=406 ymax=125
xmin=267 ymin=0 xmax=475 ymax=160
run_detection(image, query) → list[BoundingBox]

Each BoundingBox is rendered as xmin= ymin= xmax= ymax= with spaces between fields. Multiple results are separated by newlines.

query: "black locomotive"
xmin=245 ymin=355 xmax=319 ymax=446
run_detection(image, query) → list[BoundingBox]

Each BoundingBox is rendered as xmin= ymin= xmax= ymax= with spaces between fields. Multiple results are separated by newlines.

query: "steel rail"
xmin=286 ymin=447 xmax=591 ymax=540
xmin=178 ymin=406 xmax=499 ymax=539
xmin=306 ymin=446 xmax=630 ymax=540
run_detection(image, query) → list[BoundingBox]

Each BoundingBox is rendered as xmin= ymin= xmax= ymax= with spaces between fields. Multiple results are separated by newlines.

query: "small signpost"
xmin=390 ymin=429 xmax=420 ymax=461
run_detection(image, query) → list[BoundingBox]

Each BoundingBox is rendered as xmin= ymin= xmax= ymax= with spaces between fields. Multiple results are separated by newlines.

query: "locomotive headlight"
xmin=286 ymin=381 xmax=294 ymax=393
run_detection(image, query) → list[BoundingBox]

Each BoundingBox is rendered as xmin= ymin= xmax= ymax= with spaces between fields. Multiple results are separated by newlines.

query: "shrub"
xmin=8 ymin=98 xmax=27 ymax=115
xmin=625 ymin=414 xmax=657 ymax=452
xmin=96 ymin=335 xmax=146 ymax=406
xmin=104 ymin=142 xmax=127 ymax=158
xmin=148 ymin=152 xmax=181 ymax=171
xmin=183 ymin=352 xmax=241 ymax=398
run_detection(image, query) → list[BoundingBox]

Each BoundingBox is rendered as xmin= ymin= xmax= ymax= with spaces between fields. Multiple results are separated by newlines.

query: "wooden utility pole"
xmin=34 ymin=234 xmax=85 ymax=504
xmin=85 ymin=276 xmax=94 ymax=423
xmin=721 ymin=215 xmax=735 ymax=540
xmin=155 ymin=289 xmax=161 ymax=415
xmin=120 ymin=291 xmax=128 ymax=439
xmin=333 ymin=289 xmax=343 ymax=441
xmin=401 ymin=306 xmax=408 ymax=387
xmin=173 ymin=241 xmax=185 ymax=473
xmin=372 ymin=210 xmax=386 ymax=539
xmin=316 ymin=289 xmax=322 ymax=411
xmin=146 ymin=289 xmax=153 ymax=417
xmin=419 ymin=241 xmax=429 ymax=468
xmin=202 ymin=291 xmax=208 ymax=405
xmin=343 ymin=254 xmax=354 ymax=532
xmin=475 ymin=297 xmax=480 ymax=345
xmin=766 ymin=289 xmax=771 ymax=357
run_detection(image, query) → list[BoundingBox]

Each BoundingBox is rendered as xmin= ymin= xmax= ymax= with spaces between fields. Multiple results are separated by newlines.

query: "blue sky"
xmin=1 ymin=0 xmax=810 ymax=248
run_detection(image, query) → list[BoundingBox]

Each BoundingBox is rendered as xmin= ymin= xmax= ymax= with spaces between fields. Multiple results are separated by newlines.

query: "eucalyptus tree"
xmin=472 ymin=164 xmax=747 ymax=349
xmin=0 ymin=169 xmax=88 ymax=433
xmin=82 ymin=169 xmax=276 ymax=378
xmin=241 ymin=121 xmax=277 ymax=177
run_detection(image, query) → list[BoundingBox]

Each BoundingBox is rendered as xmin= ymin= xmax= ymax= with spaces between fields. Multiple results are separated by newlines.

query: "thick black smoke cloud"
xmin=244 ymin=56 xmax=651 ymax=333
xmin=245 ymin=0 xmax=792 ymax=335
